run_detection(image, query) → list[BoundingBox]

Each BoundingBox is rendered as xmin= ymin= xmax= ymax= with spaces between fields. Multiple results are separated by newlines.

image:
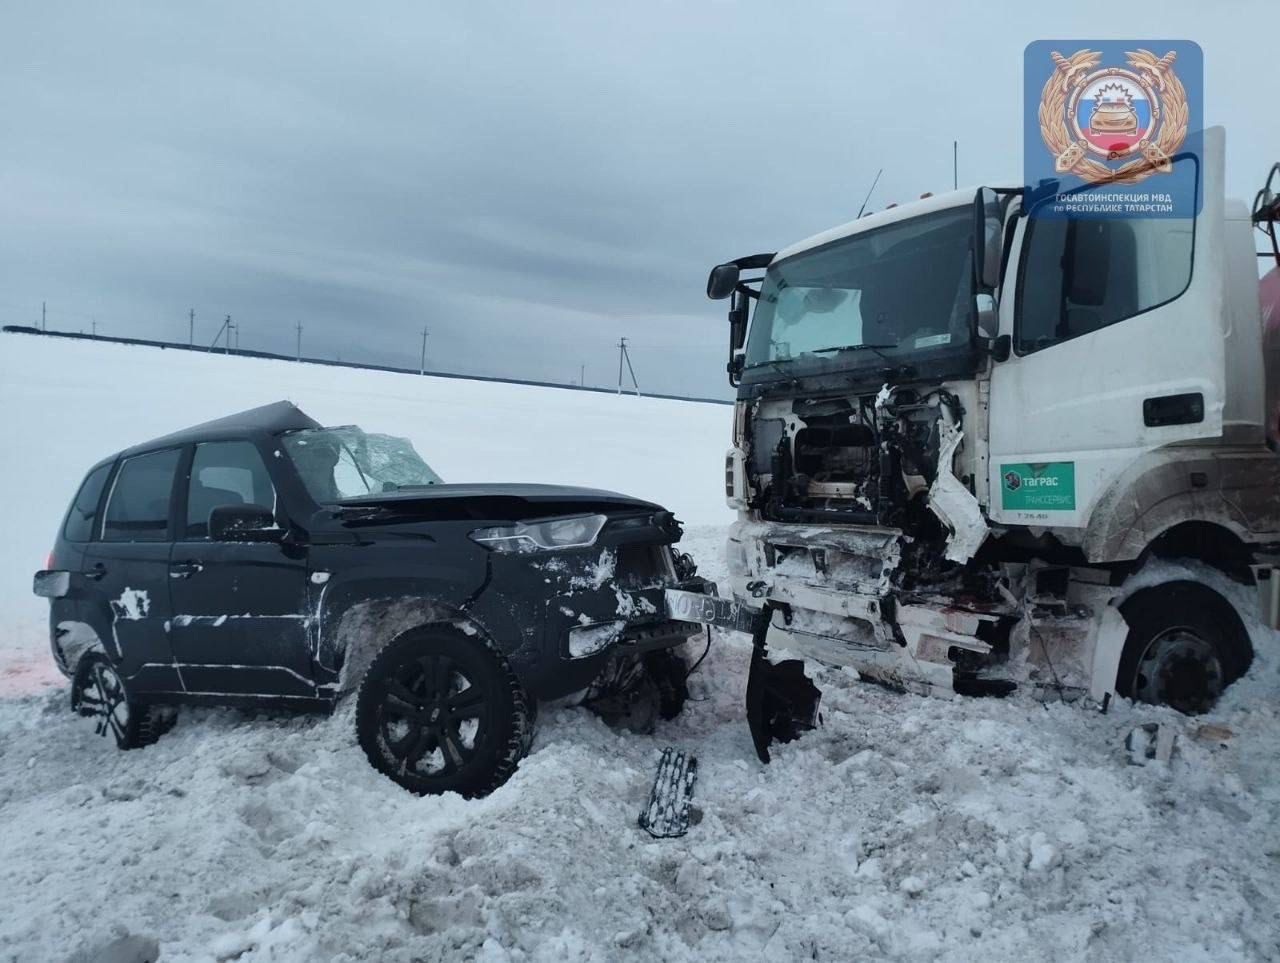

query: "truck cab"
xmin=710 ymin=127 xmax=1280 ymax=715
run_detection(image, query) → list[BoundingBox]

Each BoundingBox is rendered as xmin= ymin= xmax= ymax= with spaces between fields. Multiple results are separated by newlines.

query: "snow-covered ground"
xmin=4 ymin=336 xmax=1280 ymax=961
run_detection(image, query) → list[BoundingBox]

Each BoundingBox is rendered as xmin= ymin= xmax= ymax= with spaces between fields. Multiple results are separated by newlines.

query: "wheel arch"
xmin=1082 ymin=449 xmax=1269 ymax=567
xmin=318 ymin=578 xmax=508 ymax=696
xmin=1136 ymin=520 xmax=1256 ymax=582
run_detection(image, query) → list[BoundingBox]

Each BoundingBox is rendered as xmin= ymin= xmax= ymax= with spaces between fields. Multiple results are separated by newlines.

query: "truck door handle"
xmin=170 ymin=561 xmax=204 ymax=579
xmin=86 ymin=563 xmax=107 ymax=581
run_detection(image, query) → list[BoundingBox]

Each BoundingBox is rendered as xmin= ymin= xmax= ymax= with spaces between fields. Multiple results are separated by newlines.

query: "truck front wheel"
xmin=1117 ymin=581 xmax=1253 ymax=715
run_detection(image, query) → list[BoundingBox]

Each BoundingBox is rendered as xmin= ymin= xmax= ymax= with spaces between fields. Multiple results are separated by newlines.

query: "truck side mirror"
xmin=707 ymin=263 xmax=740 ymax=300
xmin=974 ymin=293 xmax=997 ymax=339
xmin=728 ymin=289 xmax=749 ymax=351
xmin=974 ymin=188 xmax=1003 ymax=292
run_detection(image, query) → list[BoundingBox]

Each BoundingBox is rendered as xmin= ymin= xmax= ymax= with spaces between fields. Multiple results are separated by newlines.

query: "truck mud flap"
xmin=745 ymin=602 xmax=821 ymax=763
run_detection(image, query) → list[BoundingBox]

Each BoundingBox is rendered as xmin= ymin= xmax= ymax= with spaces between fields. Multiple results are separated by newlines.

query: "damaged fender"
xmin=926 ymin=413 xmax=989 ymax=564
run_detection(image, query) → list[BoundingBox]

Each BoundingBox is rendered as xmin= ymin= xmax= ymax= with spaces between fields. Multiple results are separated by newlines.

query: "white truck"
xmin=701 ymin=128 xmax=1280 ymax=759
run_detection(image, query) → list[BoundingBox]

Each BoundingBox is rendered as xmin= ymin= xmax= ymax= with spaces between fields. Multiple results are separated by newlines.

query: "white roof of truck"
xmin=773 ymin=184 xmax=1017 ymax=264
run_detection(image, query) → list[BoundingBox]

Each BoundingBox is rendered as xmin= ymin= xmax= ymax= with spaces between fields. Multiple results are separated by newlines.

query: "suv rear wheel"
xmin=70 ymin=653 xmax=171 ymax=750
xmin=355 ymin=625 xmax=533 ymax=797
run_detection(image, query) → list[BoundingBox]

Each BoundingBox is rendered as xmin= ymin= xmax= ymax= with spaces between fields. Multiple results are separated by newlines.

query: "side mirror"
xmin=974 ymin=188 xmax=1003 ymax=292
xmin=728 ymin=289 xmax=749 ymax=351
xmin=707 ymin=263 xmax=740 ymax=300
xmin=991 ymin=334 xmax=1012 ymax=363
xmin=209 ymin=503 xmax=280 ymax=542
xmin=974 ymin=293 xmax=997 ymax=340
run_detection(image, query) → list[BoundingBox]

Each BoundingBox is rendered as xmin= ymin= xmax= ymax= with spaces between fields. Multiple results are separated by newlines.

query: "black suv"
xmin=33 ymin=402 xmax=709 ymax=796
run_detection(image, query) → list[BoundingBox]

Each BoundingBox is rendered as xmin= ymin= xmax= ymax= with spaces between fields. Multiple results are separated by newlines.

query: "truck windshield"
xmin=281 ymin=427 xmax=443 ymax=503
xmin=744 ymin=205 xmax=976 ymax=371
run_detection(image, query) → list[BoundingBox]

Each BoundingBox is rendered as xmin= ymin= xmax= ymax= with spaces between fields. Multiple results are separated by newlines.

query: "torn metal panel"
xmin=926 ymin=416 xmax=989 ymax=563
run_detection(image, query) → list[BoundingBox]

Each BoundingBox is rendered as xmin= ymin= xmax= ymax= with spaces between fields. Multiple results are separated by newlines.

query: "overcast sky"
xmin=3 ymin=2 xmax=1276 ymax=398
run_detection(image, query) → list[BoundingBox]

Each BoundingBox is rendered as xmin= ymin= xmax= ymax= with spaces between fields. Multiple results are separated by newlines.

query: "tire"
xmin=70 ymin=653 xmax=171 ymax=750
xmin=1117 ymin=580 xmax=1253 ymax=715
xmin=355 ymin=625 xmax=532 ymax=797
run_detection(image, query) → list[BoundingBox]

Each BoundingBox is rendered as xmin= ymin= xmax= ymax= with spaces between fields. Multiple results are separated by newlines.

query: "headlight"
xmin=469 ymin=513 xmax=608 ymax=554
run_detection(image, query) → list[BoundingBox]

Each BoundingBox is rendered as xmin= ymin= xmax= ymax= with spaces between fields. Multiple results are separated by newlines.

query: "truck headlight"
xmin=469 ymin=513 xmax=608 ymax=554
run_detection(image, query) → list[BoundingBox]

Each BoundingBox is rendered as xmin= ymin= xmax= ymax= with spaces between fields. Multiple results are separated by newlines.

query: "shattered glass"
xmin=282 ymin=427 xmax=443 ymax=503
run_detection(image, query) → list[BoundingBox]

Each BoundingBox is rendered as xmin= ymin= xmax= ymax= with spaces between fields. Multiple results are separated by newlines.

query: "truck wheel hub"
xmin=1134 ymin=628 xmax=1223 ymax=714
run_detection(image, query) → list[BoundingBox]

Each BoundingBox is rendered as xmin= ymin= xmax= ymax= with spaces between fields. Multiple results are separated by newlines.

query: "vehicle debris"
xmin=638 ymin=747 xmax=698 ymax=838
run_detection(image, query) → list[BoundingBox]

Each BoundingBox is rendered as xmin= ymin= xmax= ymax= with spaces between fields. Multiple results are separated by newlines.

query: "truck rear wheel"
xmin=1117 ymin=581 xmax=1253 ymax=715
xmin=355 ymin=625 xmax=532 ymax=798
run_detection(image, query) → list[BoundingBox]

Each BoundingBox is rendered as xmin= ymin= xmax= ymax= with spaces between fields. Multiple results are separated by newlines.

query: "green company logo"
xmin=1000 ymin=462 xmax=1076 ymax=511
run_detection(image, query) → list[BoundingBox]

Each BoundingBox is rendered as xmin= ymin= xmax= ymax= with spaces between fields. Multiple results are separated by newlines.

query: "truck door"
xmin=167 ymin=439 xmax=314 ymax=698
xmin=83 ymin=447 xmax=183 ymax=695
xmin=987 ymin=128 xmax=1227 ymax=531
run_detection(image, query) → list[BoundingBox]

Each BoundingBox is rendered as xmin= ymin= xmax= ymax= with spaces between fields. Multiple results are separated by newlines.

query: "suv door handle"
xmin=170 ymin=561 xmax=204 ymax=579
xmin=86 ymin=562 xmax=107 ymax=581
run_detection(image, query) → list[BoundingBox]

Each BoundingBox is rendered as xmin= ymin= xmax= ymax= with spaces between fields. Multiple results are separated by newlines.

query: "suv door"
xmin=82 ymin=447 xmax=183 ymax=695
xmin=167 ymin=439 xmax=314 ymax=698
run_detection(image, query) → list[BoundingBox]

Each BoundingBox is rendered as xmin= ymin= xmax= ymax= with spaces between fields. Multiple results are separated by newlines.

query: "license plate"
xmin=664 ymin=589 xmax=759 ymax=634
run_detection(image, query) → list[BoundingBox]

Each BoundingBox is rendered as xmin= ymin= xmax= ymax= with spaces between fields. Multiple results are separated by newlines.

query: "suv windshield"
xmin=744 ymin=205 xmax=976 ymax=371
xmin=282 ymin=427 xmax=443 ymax=503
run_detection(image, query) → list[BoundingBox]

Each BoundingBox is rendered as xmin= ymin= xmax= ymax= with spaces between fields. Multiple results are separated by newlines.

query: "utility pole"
xmin=188 ymin=308 xmax=195 ymax=347
xmin=953 ymin=140 xmax=958 ymax=191
xmin=580 ymin=363 xmax=585 ymax=387
xmin=295 ymin=321 xmax=303 ymax=362
xmin=41 ymin=301 xmax=46 ymax=331
xmin=419 ymin=326 xmax=429 ymax=375
xmin=616 ymin=338 xmax=640 ymax=396
xmin=91 ymin=318 xmax=97 ymax=336
xmin=211 ymin=315 xmax=232 ymax=353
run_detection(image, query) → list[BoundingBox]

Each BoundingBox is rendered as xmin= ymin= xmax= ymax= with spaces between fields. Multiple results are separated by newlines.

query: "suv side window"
xmin=1015 ymin=157 xmax=1197 ymax=356
xmin=185 ymin=440 xmax=277 ymax=538
xmin=63 ymin=462 xmax=113 ymax=542
xmin=102 ymin=449 xmax=182 ymax=542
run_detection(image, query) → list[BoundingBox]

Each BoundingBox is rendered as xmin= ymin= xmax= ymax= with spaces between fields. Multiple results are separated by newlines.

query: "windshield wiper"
xmin=744 ymin=359 xmax=802 ymax=387
xmin=807 ymin=343 xmax=898 ymax=364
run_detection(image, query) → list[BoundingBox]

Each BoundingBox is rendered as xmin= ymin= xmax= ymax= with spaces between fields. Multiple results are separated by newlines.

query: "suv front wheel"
xmin=355 ymin=625 xmax=533 ymax=797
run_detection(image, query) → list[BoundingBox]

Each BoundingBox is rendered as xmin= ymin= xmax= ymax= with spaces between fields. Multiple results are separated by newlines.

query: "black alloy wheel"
xmin=356 ymin=627 xmax=531 ymax=797
xmin=70 ymin=653 xmax=167 ymax=750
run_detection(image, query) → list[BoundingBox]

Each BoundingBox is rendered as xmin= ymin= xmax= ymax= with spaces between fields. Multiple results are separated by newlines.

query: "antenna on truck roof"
xmin=856 ymin=168 xmax=883 ymax=219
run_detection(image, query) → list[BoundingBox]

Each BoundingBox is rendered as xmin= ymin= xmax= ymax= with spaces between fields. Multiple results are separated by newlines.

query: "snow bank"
xmin=2 ymin=528 xmax=1280 ymax=960
xmin=0 ymin=334 xmax=732 ymax=689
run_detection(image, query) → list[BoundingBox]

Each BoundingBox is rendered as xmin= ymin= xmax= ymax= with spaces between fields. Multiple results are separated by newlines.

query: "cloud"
xmin=1 ymin=1 xmax=1276 ymax=396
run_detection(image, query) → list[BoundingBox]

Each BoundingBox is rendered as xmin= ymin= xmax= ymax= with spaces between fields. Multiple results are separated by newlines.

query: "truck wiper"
xmin=807 ymin=343 xmax=898 ymax=365
xmin=745 ymin=359 xmax=802 ymax=387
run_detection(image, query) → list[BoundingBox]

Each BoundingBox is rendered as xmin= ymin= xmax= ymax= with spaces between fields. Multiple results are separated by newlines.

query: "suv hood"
xmin=338 ymin=483 xmax=661 ymax=513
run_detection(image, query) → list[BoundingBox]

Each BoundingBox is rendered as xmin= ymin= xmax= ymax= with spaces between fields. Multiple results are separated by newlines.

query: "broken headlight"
xmin=469 ymin=513 xmax=608 ymax=554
